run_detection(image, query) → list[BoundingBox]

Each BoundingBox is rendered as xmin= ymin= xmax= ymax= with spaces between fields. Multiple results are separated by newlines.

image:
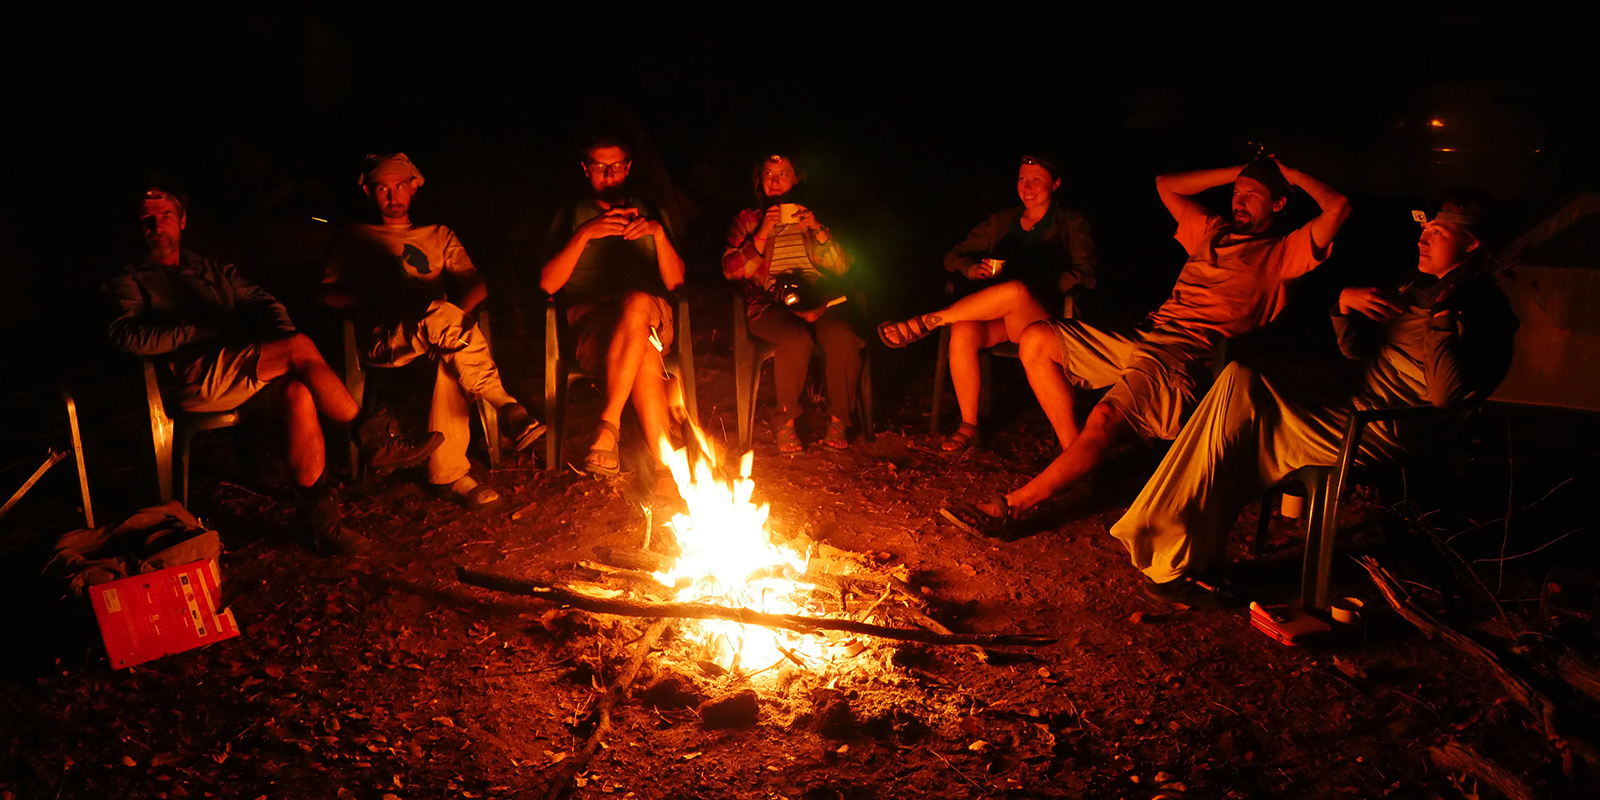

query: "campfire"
xmin=459 ymin=423 xmax=1051 ymax=675
xmin=651 ymin=428 xmax=826 ymax=674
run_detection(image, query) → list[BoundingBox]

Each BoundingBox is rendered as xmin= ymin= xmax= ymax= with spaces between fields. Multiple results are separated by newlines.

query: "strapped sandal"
xmin=822 ymin=418 xmax=849 ymax=450
xmin=876 ymin=314 xmax=939 ymax=349
xmin=775 ymin=422 xmax=803 ymax=454
xmin=939 ymin=493 xmax=1014 ymax=538
xmin=584 ymin=420 xmax=622 ymax=477
xmin=940 ymin=422 xmax=979 ymax=453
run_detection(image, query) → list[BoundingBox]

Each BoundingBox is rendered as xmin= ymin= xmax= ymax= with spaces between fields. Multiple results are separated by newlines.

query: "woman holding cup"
xmin=878 ymin=152 xmax=1098 ymax=452
xmin=723 ymin=153 xmax=863 ymax=452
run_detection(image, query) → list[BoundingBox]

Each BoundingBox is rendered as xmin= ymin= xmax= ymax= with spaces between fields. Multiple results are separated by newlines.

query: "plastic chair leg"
xmin=1298 ymin=470 xmax=1336 ymax=613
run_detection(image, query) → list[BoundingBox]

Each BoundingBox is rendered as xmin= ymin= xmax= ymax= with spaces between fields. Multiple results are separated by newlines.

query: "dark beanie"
xmin=1237 ymin=157 xmax=1291 ymax=199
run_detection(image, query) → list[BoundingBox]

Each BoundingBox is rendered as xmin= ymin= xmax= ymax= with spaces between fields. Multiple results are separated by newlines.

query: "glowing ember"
xmin=654 ymin=425 xmax=824 ymax=672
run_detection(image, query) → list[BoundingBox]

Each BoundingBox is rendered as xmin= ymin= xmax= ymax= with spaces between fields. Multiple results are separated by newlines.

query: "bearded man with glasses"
xmin=540 ymin=132 xmax=686 ymax=476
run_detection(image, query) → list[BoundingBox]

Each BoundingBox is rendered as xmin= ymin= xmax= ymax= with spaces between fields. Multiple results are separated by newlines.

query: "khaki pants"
xmin=1109 ymin=362 xmax=1407 ymax=583
xmin=173 ymin=342 xmax=269 ymax=413
xmin=1043 ymin=319 xmax=1214 ymax=442
xmin=366 ymin=300 xmax=513 ymax=485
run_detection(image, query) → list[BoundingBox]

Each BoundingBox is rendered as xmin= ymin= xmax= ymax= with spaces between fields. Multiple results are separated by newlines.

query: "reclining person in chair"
xmin=108 ymin=188 xmax=438 ymax=555
xmin=320 ymin=153 xmax=545 ymax=510
xmin=1112 ymin=190 xmax=1518 ymax=604
xmin=723 ymin=152 xmax=863 ymax=452
xmin=878 ymin=152 xmax=1097 ymax=453
xmin=540 ymin=133 xmax=686 ymax=476
xmin=939 ymin=154 xmax=1351 ymax=537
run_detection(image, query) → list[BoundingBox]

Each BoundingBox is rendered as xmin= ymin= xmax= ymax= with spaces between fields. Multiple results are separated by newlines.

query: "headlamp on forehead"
xmin=142 ymin=188 xmax=185 ymax=213
xmin=1412 ymin=209 xmax=1480 ymax=227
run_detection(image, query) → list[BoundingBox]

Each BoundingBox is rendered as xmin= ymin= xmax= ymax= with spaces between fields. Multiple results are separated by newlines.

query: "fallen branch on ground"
xmin=542 ymin=618 xmax=669 ymax=800
xmin=1428 ymin=738 xmax=1536 ymax=800
xmin=457 ymin=566 xmax=1053 ymax=648
xmin=1360 ymin=556 xmax=1599 ymax=777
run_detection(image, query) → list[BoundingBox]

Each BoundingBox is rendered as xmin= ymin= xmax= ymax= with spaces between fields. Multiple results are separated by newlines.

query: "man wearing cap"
xmin=321 ymin=154 xmax=545 ymax=509
xmin=942 ymin=156 xmax=1350 ymax=539
xmin=109 ymin=188 xmax=438 ymax=554
xmin=539 ymin=133 xmax=686 ymax=476
xmin=1110 ymin=190 xmax=1517 ymax=602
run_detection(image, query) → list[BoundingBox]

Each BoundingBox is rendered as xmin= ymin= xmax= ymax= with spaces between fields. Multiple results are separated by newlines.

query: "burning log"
xmin=457 ymin=566 xmax=1053 ymax=649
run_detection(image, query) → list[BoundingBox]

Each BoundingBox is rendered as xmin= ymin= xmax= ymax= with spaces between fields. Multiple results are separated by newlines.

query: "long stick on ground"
xmin=457 ymin=567 xmax=1054 ymax=648
xmin=1429 ymin=739 xmax=1536 ymax=800
xmin=542 ymin=618 xmax=669 ymax=800
xmin=1360 ymin=556 xmax=1599 ymax=776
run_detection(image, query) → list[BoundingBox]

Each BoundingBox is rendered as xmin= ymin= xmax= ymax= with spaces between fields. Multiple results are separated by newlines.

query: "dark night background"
xmin=4 ymin=6 xmax=1596 ymax=361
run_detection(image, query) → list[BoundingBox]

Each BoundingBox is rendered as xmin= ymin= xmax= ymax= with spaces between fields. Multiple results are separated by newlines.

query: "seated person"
xmin=540 ymin=133 xmax=686 ymax=475
xmin=879 ymin=152 xmax=1097 ymax=453
xmin=940 ymin=156 xmax=1351 ymax=534
xmin=320 ymin=154 xmax=544 ymax=509
xmin=1111 ymin=191 xmax=1518 ymax=602
xmin=108 ymin=188 xmax=438 ymax=554
xmin=723 ymin=153 xmax=864 ymax=452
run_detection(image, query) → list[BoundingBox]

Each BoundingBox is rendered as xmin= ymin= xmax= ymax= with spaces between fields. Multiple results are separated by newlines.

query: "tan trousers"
xmin=1109 ymin=362 xmax=1406 ymax=583
xmin=368 ymin=300 xmax=514 ymax=485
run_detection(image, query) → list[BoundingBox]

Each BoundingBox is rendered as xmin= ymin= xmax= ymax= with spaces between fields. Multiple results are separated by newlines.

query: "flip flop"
xmin=435 ymin=475 xmax=501 ymax=510
xmin=877 ymin=314 xmax=938 ymax=349
xmin=939 ymin=494 xmax=1013 ymax=538
xmin=584 ymin=420 xmax=622 ymax=477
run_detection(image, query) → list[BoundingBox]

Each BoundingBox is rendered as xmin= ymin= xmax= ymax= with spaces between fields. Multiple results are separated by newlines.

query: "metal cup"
xmin=780 ymin=203 xmax=803 ymax=225
xmin=982 ymin=258 xmax=1005 ymax=277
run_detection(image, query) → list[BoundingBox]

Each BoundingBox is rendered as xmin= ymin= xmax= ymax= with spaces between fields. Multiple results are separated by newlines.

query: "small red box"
xmin=89 ymin=559 xmax=240 ymax=669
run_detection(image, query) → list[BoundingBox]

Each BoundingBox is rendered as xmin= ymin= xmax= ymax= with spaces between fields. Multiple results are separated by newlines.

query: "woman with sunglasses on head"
xmin=723 ymin=153 xmax=864 ymax=452
xmin=878 ymin=153 xmax=1098 ymax=452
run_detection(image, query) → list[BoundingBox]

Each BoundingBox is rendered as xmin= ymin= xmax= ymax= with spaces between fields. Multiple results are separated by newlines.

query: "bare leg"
xmin=932 ymin=280 xmax=1045 ymax=328
xmin=595 ymin=293 xmax=666 ymax=453
xmin=257 ymin=334 xmax=359 ymax=424
xmin=948 ymin=319 xmax=1009 ymax=427
xmin=630 ymin=354 xmax=672 ymax=457
xmin=1017 ymin=321 xmax=1082 ymax=449
xmin=280 ymin=379 xmax=325 ymax=487
xmin=1002 ymin=402 xmax=1129 ymax=514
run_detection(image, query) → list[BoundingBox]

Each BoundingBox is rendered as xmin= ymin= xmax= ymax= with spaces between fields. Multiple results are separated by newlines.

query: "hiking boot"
xmin=355 ymin=410 xmax=444 ymax=475
xmin=499 ymin=403 xmax=547 ymax=453
xmin=295 ymin=483 xmax=366 ymax=556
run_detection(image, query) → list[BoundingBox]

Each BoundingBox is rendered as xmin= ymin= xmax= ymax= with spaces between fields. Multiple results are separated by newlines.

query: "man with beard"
xmin=321 ymin=154 xmax=545 ymax=509
xmin=540 ymin=133 xmax=686 ymax=476
xmin=942 ymin=156 xmax=1350 ymax=538
xmin=1111 ymin=190 xmax=1516 ymax=602
xmin=109 ymin=188 xmax=438 ymax=554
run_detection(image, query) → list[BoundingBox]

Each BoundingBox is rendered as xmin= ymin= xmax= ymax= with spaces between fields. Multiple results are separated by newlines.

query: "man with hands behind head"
xmin=1110 ymin=190 xmax=1517 ymax=604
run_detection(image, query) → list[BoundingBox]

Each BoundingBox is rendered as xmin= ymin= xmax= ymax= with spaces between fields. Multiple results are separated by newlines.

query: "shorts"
xmin=569 ymin=293 xmax=674 ymax=374
xmin=1043 ymin=319 xmax=1214 ymax=442
xmin=171 ymin=342 xmax=269 ymax=413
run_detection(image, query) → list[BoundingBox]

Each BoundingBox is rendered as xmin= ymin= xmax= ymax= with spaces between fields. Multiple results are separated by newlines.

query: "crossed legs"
xmin=592 ymin=292 xmax=673 ymax=461
xmin=255 ymin=333 xmax=360 ymax=488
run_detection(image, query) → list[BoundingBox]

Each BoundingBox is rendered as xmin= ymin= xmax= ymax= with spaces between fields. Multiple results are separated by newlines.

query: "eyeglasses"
xmin=584 ymin=160 xmax=631 ymax=177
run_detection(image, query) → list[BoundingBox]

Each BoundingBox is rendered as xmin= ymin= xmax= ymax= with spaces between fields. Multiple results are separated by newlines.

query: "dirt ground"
xmin=3 ymin=300 xmax=1599 ymax=800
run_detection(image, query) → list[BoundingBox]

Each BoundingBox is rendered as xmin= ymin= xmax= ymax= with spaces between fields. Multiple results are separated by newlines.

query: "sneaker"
xmin=355 ymin=410 xmax=444 ymax=475
xmin=296 ymin=484 xmax=366 ymax=556
xmin=1142 ymin=575 xmax=1232 ymax=608
xmin=499 ymin=403 xmax=547 ymax=452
